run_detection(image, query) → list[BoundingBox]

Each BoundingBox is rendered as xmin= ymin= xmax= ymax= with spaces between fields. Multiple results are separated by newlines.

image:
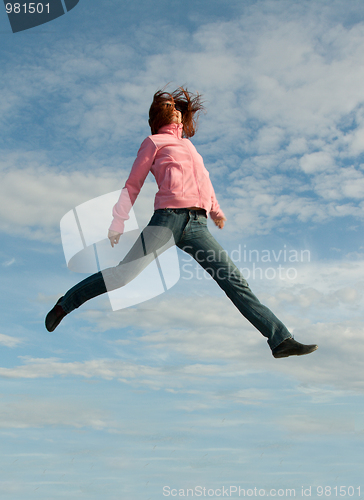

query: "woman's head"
xmin=148 ymin=87 xmax=204 ymax=138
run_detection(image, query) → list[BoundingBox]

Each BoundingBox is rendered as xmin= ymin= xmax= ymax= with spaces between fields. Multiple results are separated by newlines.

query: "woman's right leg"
xmin=60 ymin=225 xmax=176 ymax=314
xmin=46 ymin=208 xmax=187 ymax=331
xmin=60 ymin=270 xmax=107 ymax=314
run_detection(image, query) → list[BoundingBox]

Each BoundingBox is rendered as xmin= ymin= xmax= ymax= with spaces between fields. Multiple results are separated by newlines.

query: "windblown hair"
xmin=148 ymin=86 xmax=204 ymax=138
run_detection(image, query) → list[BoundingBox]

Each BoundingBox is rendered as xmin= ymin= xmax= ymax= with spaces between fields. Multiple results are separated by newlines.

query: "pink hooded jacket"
xmin=109 ymin=122 xmax=225 ymax=233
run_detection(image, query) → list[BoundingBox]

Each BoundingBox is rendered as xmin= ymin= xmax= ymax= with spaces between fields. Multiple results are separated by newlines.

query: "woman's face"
xmin=163 ymin=101 xmax=182 ymax=124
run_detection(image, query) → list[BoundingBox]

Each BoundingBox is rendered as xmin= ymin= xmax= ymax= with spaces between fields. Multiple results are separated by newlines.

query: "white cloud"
xmin=300 ymin=152 xmax=335 ymax=174
xmin=284 ymin=414 xmax=355 ymax=435
xmin=1 ymin=310 xmax=364 ymax=394
xmin=0 ymin=334 xmax=22 ymax=348
xmin=0 ymin=396 xmax=109 ymax=429
xmin=313 ymin=167 xmax=364 ymax=200
xmin=2 ymin=258 xmax=15 ymax=267
xmin=255 ymin=127 xmax=286 ymax=155
xmin=257 ymin=259 xmax=364 ymax=318
xmin=0 ymin=155 xmax=157 ymax=241
xmin=350 ymin=127 xmax=364 ymax=155
xmin=0 ymin=356 xmax=223 ymax=393
xmin=0 ymin=161 xmax=116 ymax=240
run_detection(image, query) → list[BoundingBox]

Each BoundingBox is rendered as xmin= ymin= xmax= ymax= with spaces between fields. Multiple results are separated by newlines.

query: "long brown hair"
xmin=148 ymin=86 xmax=204 ymax=138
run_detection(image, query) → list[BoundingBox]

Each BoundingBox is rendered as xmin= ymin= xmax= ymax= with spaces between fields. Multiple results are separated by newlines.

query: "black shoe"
xmin=45 ymin=297 xmax=67 ymax=332
xmin=272 ymin=338 xmax=318 ymax=358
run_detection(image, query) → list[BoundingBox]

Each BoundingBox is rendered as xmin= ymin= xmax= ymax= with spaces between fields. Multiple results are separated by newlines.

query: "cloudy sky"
xmin=1 ymin=0 xmax=364 ymax=498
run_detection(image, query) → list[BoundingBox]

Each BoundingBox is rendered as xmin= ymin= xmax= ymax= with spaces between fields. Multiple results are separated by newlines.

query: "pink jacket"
xmin=109 ymin=123 xmax=225 ymax=233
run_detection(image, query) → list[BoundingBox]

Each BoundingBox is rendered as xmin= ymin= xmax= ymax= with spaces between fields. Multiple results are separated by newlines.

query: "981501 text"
xmin=5 ymin=3 xmax=50 ymax=14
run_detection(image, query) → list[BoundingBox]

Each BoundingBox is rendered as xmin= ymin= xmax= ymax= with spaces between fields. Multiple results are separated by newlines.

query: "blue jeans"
xmin=60 ymin=209 xmax=292 ymax=350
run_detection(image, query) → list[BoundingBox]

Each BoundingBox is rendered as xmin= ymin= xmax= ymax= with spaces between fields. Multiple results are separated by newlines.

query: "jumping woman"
xmin=46 ymin=87 xmax=318 ymax=359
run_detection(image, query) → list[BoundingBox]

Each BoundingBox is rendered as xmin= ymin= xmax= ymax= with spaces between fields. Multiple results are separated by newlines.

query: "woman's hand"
xmin=108 ymin=230 xmax=121 ymax=247
xmin=213 ymin=217 xmax=226 ymax=229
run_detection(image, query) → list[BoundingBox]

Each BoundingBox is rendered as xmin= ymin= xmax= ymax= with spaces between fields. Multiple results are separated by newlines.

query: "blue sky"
xmin=1 ymin=0 xmax=364 ymax=498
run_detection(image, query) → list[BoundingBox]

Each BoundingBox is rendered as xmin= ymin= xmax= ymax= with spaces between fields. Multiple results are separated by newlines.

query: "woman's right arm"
xmin=109 ymin=137 xmax=157 ymax=235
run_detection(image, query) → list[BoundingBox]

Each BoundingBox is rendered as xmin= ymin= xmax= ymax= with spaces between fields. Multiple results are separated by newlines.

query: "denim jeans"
xmin=60 ymin=208 xmax=292 ymax=350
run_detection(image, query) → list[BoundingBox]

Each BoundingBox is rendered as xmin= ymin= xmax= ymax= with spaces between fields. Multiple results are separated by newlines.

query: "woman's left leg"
xmin=178 ymin=216 xmax=292 ymax=350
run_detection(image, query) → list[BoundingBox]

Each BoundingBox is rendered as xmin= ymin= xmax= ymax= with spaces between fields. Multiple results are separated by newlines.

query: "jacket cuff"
xmin=108 ymin=219 xmax=125 ymax=234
